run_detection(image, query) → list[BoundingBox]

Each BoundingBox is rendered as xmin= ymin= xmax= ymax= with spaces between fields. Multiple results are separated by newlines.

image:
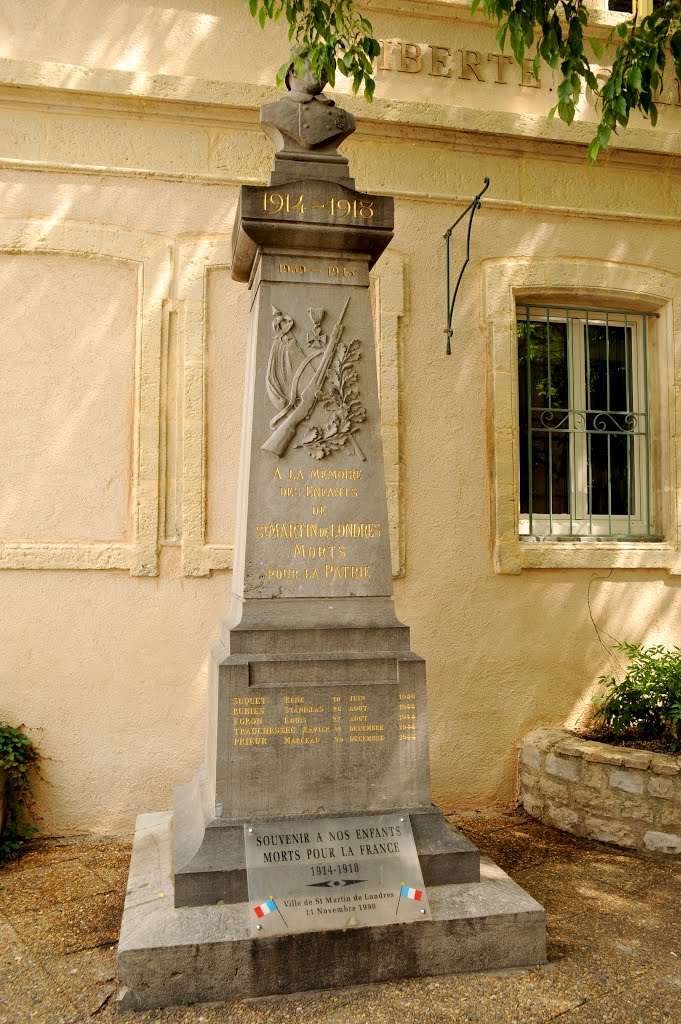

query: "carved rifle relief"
xmin=261 ymin=300 xmax=367 ymax=460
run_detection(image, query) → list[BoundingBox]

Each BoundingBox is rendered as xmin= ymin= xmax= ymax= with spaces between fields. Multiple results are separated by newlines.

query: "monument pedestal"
xmin=118 ymin=812 xmax=546 ymax=1011
xmin=172 ymin=597 xmax=480 ymax=908
xmin=173 ymin=770 xmax=480 ymax=907
xmin=117 ymin=68 xmax=546 ymax=1009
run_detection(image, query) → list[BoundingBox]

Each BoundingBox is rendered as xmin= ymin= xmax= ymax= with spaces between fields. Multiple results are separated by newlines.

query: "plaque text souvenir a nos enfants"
xmin=245 ymin=814 xmax=430 ymax=937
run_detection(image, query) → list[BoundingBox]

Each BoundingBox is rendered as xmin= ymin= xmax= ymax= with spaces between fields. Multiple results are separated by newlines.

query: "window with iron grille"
xmin=517 ymin=305 xmax=652 ymax=539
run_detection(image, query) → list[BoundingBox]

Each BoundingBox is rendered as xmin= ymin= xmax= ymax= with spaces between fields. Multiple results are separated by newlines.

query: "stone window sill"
xmin=496 ymin=538 xmax=680 ymax=574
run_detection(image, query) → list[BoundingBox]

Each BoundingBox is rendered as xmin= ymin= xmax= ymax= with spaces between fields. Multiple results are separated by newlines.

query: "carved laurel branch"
xmin=295 ymin=339 xmax=366 ymax=460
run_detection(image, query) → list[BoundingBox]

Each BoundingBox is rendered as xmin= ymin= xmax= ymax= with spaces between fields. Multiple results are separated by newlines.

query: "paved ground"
xmin=0 ymin=809 xmax=679 ymax=1024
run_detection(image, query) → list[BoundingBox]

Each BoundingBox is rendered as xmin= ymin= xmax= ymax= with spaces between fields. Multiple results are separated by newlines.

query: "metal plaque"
xmin=245 ymin=813 xmax=430 ymax=937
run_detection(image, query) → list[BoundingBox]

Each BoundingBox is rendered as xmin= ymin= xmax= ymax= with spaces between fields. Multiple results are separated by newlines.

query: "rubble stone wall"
xmin=520 ymin=729 xmax=681 ymax=855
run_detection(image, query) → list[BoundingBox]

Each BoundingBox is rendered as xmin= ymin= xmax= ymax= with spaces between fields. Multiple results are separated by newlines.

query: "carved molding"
xmin=0 ymin=223 xmax=407 ymax=580
xmin=175 ymin=237 xmax=235 ymax=578
xmin=2 ymin=51 xmax=679 ymax=181
xmin=0 ymin=218 xmax=170 ymax=575
xmin=372 ymin=249 xmax=408 ymax=578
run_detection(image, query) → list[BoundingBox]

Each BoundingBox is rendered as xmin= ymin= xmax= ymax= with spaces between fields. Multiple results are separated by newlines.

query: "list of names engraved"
xmin=231 ymin=686 xmax=418 ymax=748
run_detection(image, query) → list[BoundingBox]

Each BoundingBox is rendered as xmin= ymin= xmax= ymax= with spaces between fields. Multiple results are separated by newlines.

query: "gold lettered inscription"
xmin=232 ymin=695 xmax=270 ymax=746
xmin=229 ymin=688 xmax=417 ymax=750
xmin=327 ymin=265 xmax=357 ymax=277
xmin=520 ymin=57 xmax=541 ymax=89
xmin=376 ymin=37 xmax=681 ymax=110
xmin=262 ymin=194 xmax=374 ymax=220
xmin=380 ymin=39 xmax=543 ymax=86
xmin=276 ymin=264 xmax=359 ymax=278
xmin=347 ymin=694 xmax=385 ymax=743
xmin=279 ymin=262 xmax=307 ymax=275
xmin=396 ymin=41 xmax=422 ymax=74
xmin=398 ymin=692 xmax=417 ymax=741
xmin=488 ymin=52 xmax=513 ymax=84
xmin=429 ymin=45 xmax=451 ymax=78
xmin=263 ymin=193 xmax=305 ymax=214
xmin=459 ymin=49 xmax=485 ymax=82
xmin=258 ymin=463 xmax=382 ymax=590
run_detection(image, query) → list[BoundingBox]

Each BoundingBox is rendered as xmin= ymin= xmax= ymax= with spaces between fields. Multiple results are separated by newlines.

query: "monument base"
xmin=173 ymin=767 xmax=481 ymax=907
xmin=117 ymin=812 xmax=547 ymax=1011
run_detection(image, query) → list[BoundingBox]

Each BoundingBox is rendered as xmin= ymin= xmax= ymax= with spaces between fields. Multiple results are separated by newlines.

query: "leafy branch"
xmin=247 ymin=0 xmax=380 ymax=98
xmin=594 ymin=4 xmax=681 ymax=160
xmin=296 ymin=339 xmax=366 ymax=458
xmin=474 ymin=0 xmax=681 ymax=161
xmin=594 ymin=643 xmax=681 ymax=750
xmin=246 ymin=0 xmax=681 ymax=160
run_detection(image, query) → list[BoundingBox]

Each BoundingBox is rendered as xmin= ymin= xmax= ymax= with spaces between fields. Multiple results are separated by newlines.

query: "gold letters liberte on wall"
xmin=377 ymin=39 xmax=681 ymax=106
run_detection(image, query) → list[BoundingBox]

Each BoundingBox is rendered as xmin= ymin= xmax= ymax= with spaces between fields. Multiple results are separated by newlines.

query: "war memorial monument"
xmin=117 ymin=68 xmax=546 ymax=1010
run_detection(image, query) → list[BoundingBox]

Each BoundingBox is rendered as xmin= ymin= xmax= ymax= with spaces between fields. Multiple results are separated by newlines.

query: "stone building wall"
xmin=520 ymin=729 xmax=681 ymax=854
xmin=1 ymin=0 xmax=681 ymax=833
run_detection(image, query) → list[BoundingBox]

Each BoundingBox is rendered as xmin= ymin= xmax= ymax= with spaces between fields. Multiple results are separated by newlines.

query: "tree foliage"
xmin=247 ymin=0 xmax=681 ymax=160
xmin=477 ymin=0 xmax=681 ymax=161
xmin=247 ymin=0 xmax=380 ymax=98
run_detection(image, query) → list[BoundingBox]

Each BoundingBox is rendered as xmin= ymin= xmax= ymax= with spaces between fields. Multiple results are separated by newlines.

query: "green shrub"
xmin=594 ymin=643 xmax=681 ymax=751
xmin=0 ymin=722 xmax=40 ymax=865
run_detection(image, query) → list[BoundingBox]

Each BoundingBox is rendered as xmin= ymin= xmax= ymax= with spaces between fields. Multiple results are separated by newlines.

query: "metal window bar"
xmin=525 ymin=305 xmax=533 ymax=537
xmin=566 ymin=308 xmax=573 ymax=536
xmin=643 ymin=314 xmax=652 ymax=536
xmin=518 ymin=305 xmax=653 ymax=540
xmin=624 ymin=311 xmax=631 ymax=535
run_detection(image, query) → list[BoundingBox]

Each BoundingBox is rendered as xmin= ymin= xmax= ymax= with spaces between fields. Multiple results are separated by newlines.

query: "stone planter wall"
xmin=520 ymin=728 xmax=681 ymax=855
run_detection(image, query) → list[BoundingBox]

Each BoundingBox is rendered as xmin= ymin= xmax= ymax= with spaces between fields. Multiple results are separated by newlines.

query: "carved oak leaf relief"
xmin=261 ymin=302 xmax=367 ymax=461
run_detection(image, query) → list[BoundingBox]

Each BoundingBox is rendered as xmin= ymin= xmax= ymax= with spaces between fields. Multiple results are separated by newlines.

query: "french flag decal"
xmin=400 ymin=885 xmax=423 ymax=901
xmin=253 ymin=898 xmax=277 ymax=918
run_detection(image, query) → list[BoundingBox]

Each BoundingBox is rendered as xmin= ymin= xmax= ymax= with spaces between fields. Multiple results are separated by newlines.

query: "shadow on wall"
xmin=416 ymin=193 xmax=681 ymax=810
xmin=3 ymin=0 xmax=286 ymax=86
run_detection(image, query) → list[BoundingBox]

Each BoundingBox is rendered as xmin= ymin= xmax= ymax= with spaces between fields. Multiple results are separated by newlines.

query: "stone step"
xmin=118 ymin=812 xmax=545 ymax=1011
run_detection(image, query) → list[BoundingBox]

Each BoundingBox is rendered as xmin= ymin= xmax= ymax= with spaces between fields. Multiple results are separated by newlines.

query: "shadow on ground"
xmin=1 ymin=809 xmax=678 ymax=1023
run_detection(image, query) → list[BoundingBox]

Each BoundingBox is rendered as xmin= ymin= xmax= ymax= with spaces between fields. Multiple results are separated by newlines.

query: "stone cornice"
xmin=1 ymin=56 xmax=679 ymax=170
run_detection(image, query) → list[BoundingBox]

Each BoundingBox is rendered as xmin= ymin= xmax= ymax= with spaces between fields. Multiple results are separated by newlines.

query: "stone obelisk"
xmin=171 ymin=68 xmax=470 ymax=904
xmin=117 ymin=68 xmax=545 ymax=1011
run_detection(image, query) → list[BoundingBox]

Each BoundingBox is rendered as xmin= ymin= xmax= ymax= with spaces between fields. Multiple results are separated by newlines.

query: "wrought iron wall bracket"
xmin=444 ymin=177 xmax=490 ymax=355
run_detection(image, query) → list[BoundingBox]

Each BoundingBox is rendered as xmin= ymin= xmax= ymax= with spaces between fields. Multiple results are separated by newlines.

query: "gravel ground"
xmin=0 ymin=809 xmax=679 ymax=1024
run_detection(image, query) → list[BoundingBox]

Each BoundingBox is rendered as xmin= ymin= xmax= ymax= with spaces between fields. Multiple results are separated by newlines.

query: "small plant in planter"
xmin=592 ymin=643 xmax=681 ymax=753
xmin=0 ymin=722 xmax=40 ymax=865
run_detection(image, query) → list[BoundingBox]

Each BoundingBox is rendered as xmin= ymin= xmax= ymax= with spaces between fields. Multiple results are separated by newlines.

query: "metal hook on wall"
xmin=444 ymin=177 xmax=490 ymax=355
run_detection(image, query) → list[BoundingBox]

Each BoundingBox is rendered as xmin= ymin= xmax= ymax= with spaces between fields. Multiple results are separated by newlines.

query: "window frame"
xmin=517 ymin=304 xmax=652 ymax=540
xmin=483 ymin=257 xmax=680 ymax=575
